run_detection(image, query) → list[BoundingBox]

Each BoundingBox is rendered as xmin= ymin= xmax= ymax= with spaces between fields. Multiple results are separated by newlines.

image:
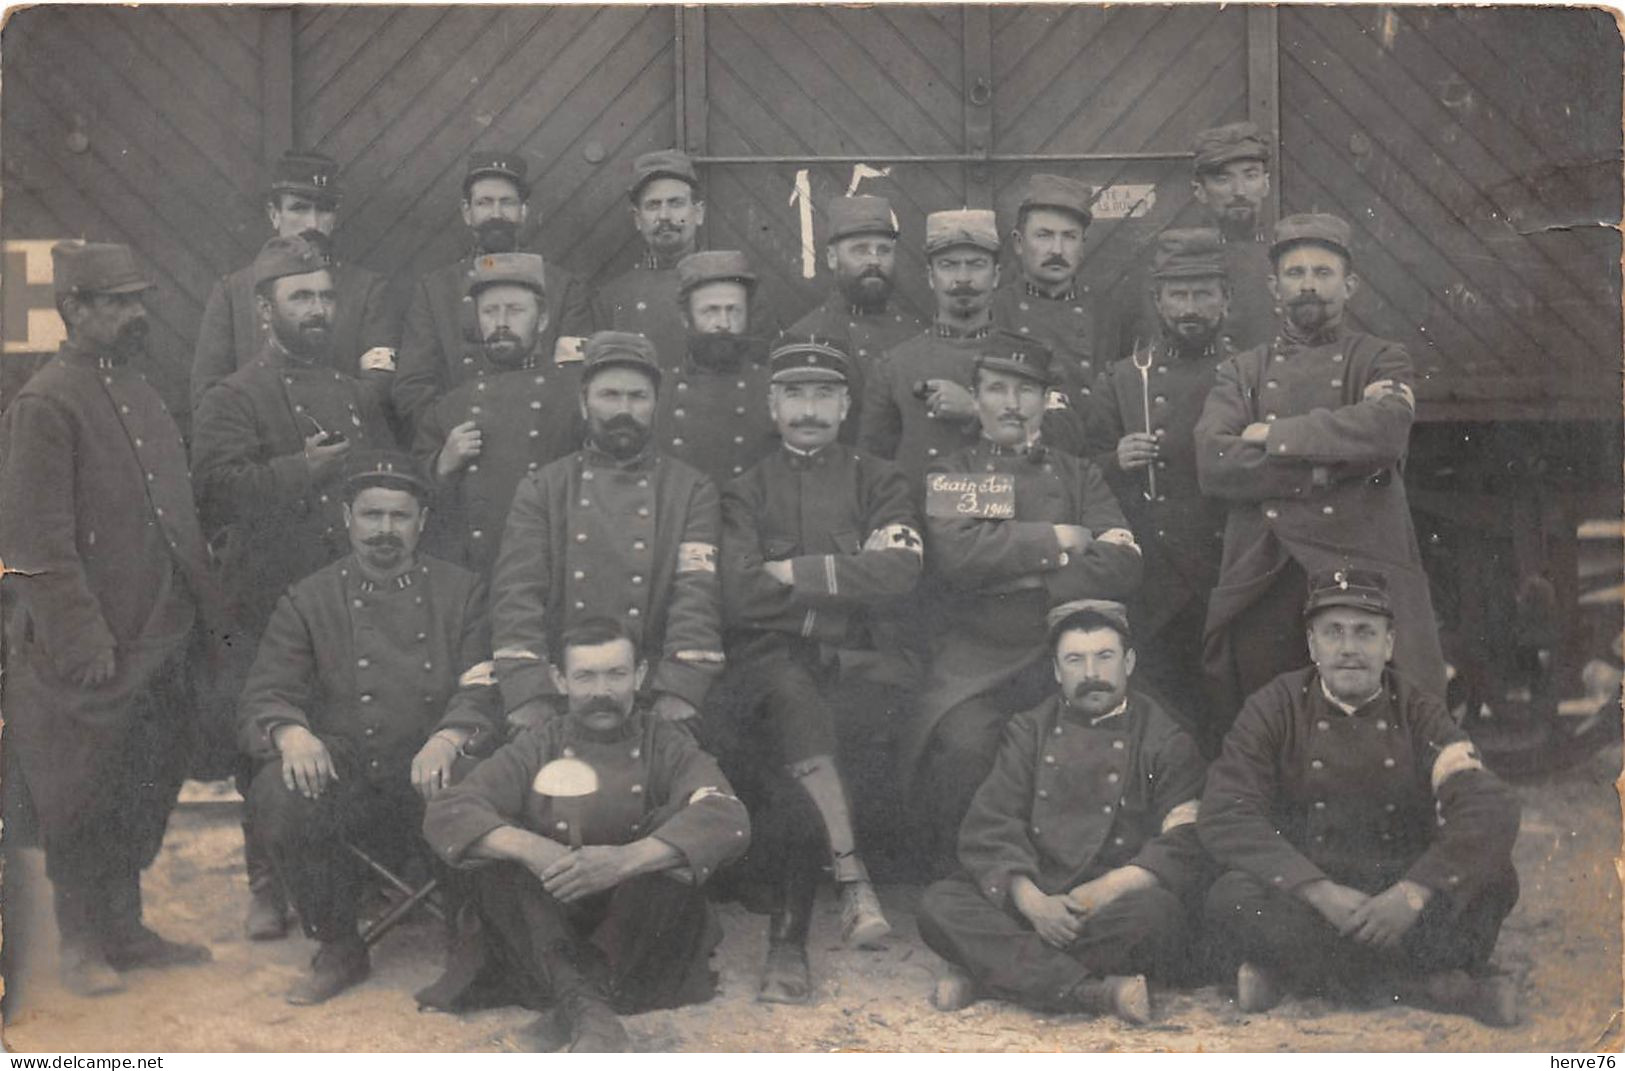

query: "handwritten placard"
xmin=926 ymin=472 xmax=1016 ymax=519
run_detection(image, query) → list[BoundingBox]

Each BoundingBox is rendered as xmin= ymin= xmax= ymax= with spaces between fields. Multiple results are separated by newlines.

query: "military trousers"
xmin=1205 ymin=555 xmax=1310 ymax=736
xmin=915 ymin=657 xmax=1054 ymax=877
xmin=466 ymin=862 xmax=721 ymax=1014
xmin=917 ymin=875 xmax=1190 ymax=1010
xmin=249 ymin=748 xmax=428 ymax=944
xmin=1203 ymin=868 xmax=1519 ymax=994
xmin=29 ymin=652 xmax=193 ymax=942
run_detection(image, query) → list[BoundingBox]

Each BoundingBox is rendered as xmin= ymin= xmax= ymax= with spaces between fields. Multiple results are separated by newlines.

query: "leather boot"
xmin=1066 ymin=974 xmax=1152 ymax=1025
xmin=758 ymin=854 xmax=817 ymax=1005
xmin=100 ymin=870 xmax=212 ymax=972
xmin=53 ymin=883 xmax=123 ymax=997
xmin=789 ymin=756 xmax=892 ymax=949
xmin=931 ymin=963 xmax=978 ymax=1011
xmin=1393 ymin=968 xmax=1520 ymax=1027
xmin=286 ymin=932 xmax=370 ymax=1005
xmin=542 ymin=941 xmax=630 ymax=1052
xmin=243 ymin=815 xmax=289 ymax=940
xmin=1236 ymin=961 xmax=1282 ymax=1013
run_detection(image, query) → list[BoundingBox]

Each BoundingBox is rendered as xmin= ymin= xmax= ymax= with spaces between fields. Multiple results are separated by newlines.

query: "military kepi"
xmin=1192 ymin=121 xmax=1271 ymax=173
xmin=768 ymin=335 xmax=851 ymax=384
xmin=826 ymin=195 xmax=898 ymax=242
xmin=676 ymin=249 xmax=755 ymax=295
xmin=581 ymin=330 xmax=662 ymax=388
xmin=52 ymin=242 xmax=152 ymax=299
xmin=270 ymin=150 xmax=341 ymax=203
xmin=465 ymin=151 xmax=529 ymax=197
xmin=1046 ymin=598 xmax=1133 ymax=643
xmin=974 ymin=328 xmax=1057 ymax=385
xmin=467 ymin=252 xmax=547 ymax=298
xmin=1270 ymin=213 xmax=1353 ymax=262
xmin=1150 ymin=228 xmax=1227 ymax=280
xmin=252 ymin=234 xmax=331 ymax=288
xmin=1303 ymin=566 xmax=1393 ymax=619
xmin=629 ymin=148 xmax=699 ymax=199
xmin=1017 ymin=174 xmax=1093 ymax=228
xmin=924 ymin=209 xmax=999 ymax=255
xmin=342 ymin=449 xmax=432 ymax=502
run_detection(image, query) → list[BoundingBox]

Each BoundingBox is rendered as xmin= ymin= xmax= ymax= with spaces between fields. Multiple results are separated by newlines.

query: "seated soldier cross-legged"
xmin=1198 ymin=567 xmax=1522 ymax=1027
xmin=916 ymin=602 xmax=1207 ymax=1026
xmin=421 ymin=618 xmax=750 ymax=1053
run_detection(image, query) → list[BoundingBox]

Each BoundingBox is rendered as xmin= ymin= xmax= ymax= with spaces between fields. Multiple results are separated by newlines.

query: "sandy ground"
xmin=3 ymin=744 xmax=1619 ymax=1054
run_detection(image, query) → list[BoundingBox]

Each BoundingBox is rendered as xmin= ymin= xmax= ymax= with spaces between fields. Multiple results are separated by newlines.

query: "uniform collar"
xmin=781 ymin=440 xmax=837 ymax=468
xmin=1022 ymin=278 xmax=1078 ymax=302
xmin=343 ymin=557 xmax=427 ymax=595
xmin=581 ymin=441 xmax=658 ymax=471
xmin=1153 ymin=332 xmax=1221 ymax=363
xmin=59 ymin=340 xmax=125 ymax=370
xmin=933 ymin=318 xmax=994 ymax=341
xmin=979 ymin=430 xmax=1044 ymax=458
xmin=1059 ymin=692 xmax=1130 ymax=727
xmin=564 ymin=707 xmax=645 ymax=746
xmin=1278 ymin=317 xmax=1344 ymax=349
xmin=1317 ymin=673 xmax=1385 ymax=716
xmin=641 ymin=249 xmax=688 ymax=271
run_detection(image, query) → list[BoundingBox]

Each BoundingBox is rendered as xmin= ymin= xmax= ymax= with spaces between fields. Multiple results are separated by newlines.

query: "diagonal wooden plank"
xmin=152 ymin=7 xmax=258 ymax=106
xmin=299 ymin=7 xmax=399 ymax=104
xmin=1287 ymin=13 xmax=1614 ymax=358
xmin=1283 ymin=141 xmax=1504 ymax=386
xmin=876 ymin=5 xmax=963 ymax=89
xmin=995 ymin=6 xmax=1178 ymax=147
xmin=27 ymin=15 xmax=260 ymax=259
xmin=345 ymin=7 xmax=634 ymax=269
xmin=62 ymin=8 xmax=260 ymax=164
xmin=322 ymin=7 xmax=566 ymax=241
xmin=1280 ymin=109 xmax=1541 ymax=375
xmin=303 ymin=7 xmax=463 ymax=146
xmin=822 ymin=7 xmax=963 ymax=142
xmin=372 ymin=12 xmax=671 ymax=279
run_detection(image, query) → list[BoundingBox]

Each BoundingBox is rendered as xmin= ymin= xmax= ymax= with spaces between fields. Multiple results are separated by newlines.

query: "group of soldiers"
xmin=0 ymin=120 xmax=1521 ymax=1052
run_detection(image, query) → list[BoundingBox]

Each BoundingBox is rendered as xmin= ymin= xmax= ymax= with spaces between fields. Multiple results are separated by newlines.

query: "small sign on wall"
xmin=1090 ymin=184 xmax=1158 ymax=220
xmin=3 ymin=240 xmax=67 ymax=354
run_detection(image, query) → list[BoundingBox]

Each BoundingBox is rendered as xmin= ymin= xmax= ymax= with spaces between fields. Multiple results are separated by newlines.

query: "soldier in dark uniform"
xmin=713 ymin=336 xmax=924 ymax=1002
xmin=1085 ymin=229 xmax=1232 ymax=755
xmin=991 ymin=174 xmax=1103 ymax=412
xmin=422 ymin=617 xmax=750 ymax=1052
xmin=393 ymin=152 xmax=595 ymax=434
xmin=240 ymin=450 xmax=502 ymax=1005
xmin=784 ymin=195 xmax=926 ymax=438
xmin=1199 ymin=568 xmax=1521 ymax=1026
xmin=654 ymin=250 xmax=779 ymax=485
xmin=1196 ymin=214 xmax=1447 ymax=733
xmin=491 ymin=332 xmax=725 ymax=731
xmin=917 ymin=601 xmax=1206 ymax=1024
xmin=192 ymin=234 xmax=395 ymax=939
xmin=859 ymin=211 xmax=1083 ymax=491
xmin=414 ymin=252 xmax=584 ymax=576
xmin=1107 ymin=122 xmax=1277 ymax=364
xmin=1 ymin=242 xmax=216 ymax=995
xmin=592 ymin=150 xmax=705 ymax=375
xmin=191 ymin=151 xmax=398 ymax=412
xmin=907 ymin=336 xmax=1143 ymax=874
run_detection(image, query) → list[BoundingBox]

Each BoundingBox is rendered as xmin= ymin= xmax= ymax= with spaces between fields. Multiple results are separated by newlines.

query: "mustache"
xmin=364 ymin=533 xmax=403 ymax=549
xmin=599 ymin=413 xmax=645 ymax=434
xmin=1288 ymin=294 xmax=1326 ymax=306
xmin=1042 ymin=254 xmax=1072 ymax=268
xmin=300 ymin=316 xmax=330 ymax=332
xmin=857 ymin=266 xmax=888 ymax=280
xmin=788 ymin=417 xmax=833 ymax=429
xmin=485 ymin=327 xmax=519 ymax=344
xmin=577 ymin=696 xmax=622 ymax=716
xmin=947 ymin=284 xmax=982 ymax=297
xmin=1069 ymin=680 xmax=1114 ymax=698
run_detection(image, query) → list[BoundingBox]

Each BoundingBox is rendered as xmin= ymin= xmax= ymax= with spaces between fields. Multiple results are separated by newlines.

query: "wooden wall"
xmin=1280 ymin=6 xmax=1622 ymax=421
xmin=3 ymin=5 xmax=1619 ymax=425
xmin=1 ymin=6 xmax=282 ymax=419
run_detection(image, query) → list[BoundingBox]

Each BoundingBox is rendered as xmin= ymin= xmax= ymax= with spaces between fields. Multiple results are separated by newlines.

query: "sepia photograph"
xmin=0 ymin=1 xmax=1619 ymax=1054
